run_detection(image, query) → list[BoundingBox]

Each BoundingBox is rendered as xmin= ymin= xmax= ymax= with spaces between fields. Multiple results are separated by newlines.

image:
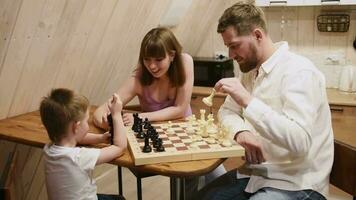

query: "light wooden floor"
xmin=94 ymin=163 xmax=352 ymax=200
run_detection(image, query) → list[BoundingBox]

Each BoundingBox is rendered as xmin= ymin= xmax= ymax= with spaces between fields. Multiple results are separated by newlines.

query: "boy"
xmin=40 ymin=88 xmax=126 ymax=200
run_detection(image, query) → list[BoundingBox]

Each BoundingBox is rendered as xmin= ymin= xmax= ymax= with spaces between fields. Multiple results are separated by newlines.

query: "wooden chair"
xmin=0 ymin=151 xmax=18 ymax=200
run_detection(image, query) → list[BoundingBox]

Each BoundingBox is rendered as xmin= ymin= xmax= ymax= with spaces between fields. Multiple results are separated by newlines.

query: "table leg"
xmin=170 ymin=177 xmax=186 ymax=200
xmin=118 ymin=167 xmax=123 ymax=195
xmin=137 ymin=177 xmax=142 ymax=200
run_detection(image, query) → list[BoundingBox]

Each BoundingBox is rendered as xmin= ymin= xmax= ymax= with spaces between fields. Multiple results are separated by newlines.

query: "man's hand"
xmin=214 ymin=77 xmax=253 ymax=108
xmin=236 ymin=131 xmax=265 ymax=164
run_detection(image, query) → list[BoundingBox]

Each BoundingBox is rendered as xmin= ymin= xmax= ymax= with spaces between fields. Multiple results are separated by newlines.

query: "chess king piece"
xmin=202 ymin=88 xmax=216 ymax=107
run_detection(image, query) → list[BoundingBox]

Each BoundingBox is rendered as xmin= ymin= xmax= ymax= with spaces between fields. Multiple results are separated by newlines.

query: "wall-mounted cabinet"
xmin=256 ymin=0 xmax=356 ymax=7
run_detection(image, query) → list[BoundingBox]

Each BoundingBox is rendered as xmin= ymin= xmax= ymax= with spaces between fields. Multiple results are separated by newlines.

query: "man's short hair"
xmin=217 ymin=2 xmax=267 ymax=35
xmin=39 ymin=88 xmax=89 ymax=143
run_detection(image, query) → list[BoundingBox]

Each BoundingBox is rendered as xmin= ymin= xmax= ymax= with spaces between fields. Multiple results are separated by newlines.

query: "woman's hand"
xmin=101 ymin=132 xmax=111 ymax=143
xmin=122 ymin=113 xmax=134 ymax=126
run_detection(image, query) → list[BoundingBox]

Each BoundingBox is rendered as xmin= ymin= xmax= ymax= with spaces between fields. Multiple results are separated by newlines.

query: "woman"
xmin=94 ymin=27 xmax=193 ymax=128
xmin=93 ymin=27 xmax=225 ymax=198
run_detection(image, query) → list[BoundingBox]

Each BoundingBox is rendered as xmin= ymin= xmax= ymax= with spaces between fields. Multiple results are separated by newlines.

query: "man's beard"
xmin=237 ymin=43 xmax=258 ymax=73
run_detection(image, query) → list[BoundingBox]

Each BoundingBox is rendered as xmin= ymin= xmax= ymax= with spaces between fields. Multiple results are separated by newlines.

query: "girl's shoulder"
xmin=180 ymin=52 xmax=193 ymax=62
xmin=180 ymin=53 xmax=193 ymax=72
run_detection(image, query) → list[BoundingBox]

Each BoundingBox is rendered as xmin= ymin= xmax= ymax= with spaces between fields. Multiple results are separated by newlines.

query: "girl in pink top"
xmin=93 ymin=27 xmax=225 ymax=198
xmin=94 ymin=27 xmax=193 ymax=127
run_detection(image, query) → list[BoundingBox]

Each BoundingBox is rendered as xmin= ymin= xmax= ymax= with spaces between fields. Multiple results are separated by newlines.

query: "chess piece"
xmin=222 ymin=139 xmax=232 ymax=147
xmin=202 ymin=88 xmax=216 ymax=107
xmin=132 ymin=113 xmax=139 ymax=132
xmin=155 ymin=138 xmax=165 ymax=152
xmin=186 ymin=126 xmax=195 ymax=134
xmin=142 ymin=134 xmax=152 ymax=153
xmin=136 ymin=124 xmax=145 ymax=139
xmin=200 ymin=109 xmax=206 ymax=122
xmin=143 ymin=118 xmax=149 ymax=129
xmin=206 ymin=137 xmax=216 ymax=144
xmin=167 ymin=121 xmax=175 ymax=134
xmin=107 ymin=114 xmax=114 ymax=145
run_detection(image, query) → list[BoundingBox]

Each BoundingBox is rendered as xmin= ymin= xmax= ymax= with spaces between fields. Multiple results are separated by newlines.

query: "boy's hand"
xmin=101 ymin=132 xmax=111 ymax=143
xmin=107 ymin=93 xmax=123 ymax=117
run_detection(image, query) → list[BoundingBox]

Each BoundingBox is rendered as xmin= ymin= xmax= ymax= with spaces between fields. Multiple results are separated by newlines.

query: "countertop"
xmin=193 ymin=86 xmax=356 ymax=107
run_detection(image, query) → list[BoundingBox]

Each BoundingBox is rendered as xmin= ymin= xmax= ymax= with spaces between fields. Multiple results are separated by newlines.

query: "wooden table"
xmin=1 ymin=109 xmax=356 ymax=199
xmin=0 ymin=108 xmax=224 ymax=200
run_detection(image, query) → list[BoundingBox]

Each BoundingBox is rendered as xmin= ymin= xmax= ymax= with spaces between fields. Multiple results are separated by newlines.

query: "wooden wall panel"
xmin=0 ymin=0 xmax=23 ymax=76
xmin=8 ymin=0 xmax=67 ymax=117
xmin=0 ymin=0 xmax=46 ymax=119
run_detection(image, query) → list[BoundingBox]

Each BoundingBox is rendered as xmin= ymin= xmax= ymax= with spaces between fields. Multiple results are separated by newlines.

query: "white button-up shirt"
xmin=218 ymin=42 xmax=334 ymax=196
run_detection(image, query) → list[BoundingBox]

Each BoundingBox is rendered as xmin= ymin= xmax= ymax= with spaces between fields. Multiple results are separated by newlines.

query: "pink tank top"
xmin=138 ymin=87 xmax=192 ymax=117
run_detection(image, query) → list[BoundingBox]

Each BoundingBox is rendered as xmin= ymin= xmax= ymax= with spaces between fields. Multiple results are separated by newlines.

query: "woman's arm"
xmin=139 ymin=53 xmax=194 ymax=121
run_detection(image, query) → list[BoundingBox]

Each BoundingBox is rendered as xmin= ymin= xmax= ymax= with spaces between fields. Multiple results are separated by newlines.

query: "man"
xmin=195 ymin=2 xmax=334 ymax=200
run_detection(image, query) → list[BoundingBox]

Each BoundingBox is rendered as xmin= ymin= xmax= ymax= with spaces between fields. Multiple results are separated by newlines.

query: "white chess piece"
xmin=202 ymin=88 xmax=216 ymax=107
xmin=222 ymin=139 xmax=232 ymax=147
xmin=200 ymin=109 xmax=206 ymax=122
xmin=167 ymin=121 xmax=174 ymax=133
xmin=200 ymin=124 xmax=209 ymax=138
xmin=186 ymin=125 xmax=195 ymax=134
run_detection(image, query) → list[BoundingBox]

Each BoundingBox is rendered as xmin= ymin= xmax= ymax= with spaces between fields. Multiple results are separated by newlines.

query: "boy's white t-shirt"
xmin=43 ymin=144 xmax=101 ymax=200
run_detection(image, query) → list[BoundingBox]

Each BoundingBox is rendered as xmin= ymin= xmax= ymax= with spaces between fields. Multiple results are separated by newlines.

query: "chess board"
xmin=126 ymin=121 xmax=244 ymax=166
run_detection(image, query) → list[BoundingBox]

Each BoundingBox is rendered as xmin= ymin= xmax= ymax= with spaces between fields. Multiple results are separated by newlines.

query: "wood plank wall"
xmin=0 ymin=0 xmax=355 ymax=199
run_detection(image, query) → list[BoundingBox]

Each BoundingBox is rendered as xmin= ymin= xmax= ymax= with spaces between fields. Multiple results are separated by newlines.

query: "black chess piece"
xmin=156 ymin=139 xmax=165 ymax=152
xmin=152 ymin=137 xmax=159 ymax=148
xmin=132 ymin=113 xmax=141 ymax=132
xmin=107 ymin=114 xmax=113 ymax=145
xmin=143 ymin=118 xmax=149 ymax=129
xmin=136 ymin=130 xmax=145 ymax=139
xmin=142 ymin=134 xmax=152 ymax=153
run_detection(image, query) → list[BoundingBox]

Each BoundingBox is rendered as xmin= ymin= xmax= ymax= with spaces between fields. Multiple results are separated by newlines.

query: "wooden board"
xmin=127 ymin=121 xmax=244 ymax=166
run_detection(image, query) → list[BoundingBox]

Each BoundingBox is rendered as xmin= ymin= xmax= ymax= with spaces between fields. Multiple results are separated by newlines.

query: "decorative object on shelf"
xmin=317 ymin=14 xmax=350 ymax=32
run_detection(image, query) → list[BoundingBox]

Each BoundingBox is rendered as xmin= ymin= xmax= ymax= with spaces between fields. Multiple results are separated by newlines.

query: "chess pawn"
xmin=222 ymin=139 xmax=233 ymax=147
xmin=200 ymin=125 xmax=209 ymax=138
xmin=143 ymin=118 xmax=149 ymax=129
xmin=142 ymin=136 xmax=152 ymax=153
xmin=202 ymin=88 xmax=216 ymax=107
xmin=186 ymin=125 xmax=195 ymax=134
xmin=200 ymin=109 xmax=206 ymax=122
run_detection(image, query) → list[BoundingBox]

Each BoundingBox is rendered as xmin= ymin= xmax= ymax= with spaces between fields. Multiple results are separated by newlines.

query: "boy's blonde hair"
xmin=217 ymin=2 xmax=267 ymax=35
xmin=40 ymin=88 xmax=89 ymax=143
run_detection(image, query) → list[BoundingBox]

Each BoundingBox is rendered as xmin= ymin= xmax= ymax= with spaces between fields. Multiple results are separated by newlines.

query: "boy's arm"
xmin=96 ymin=94 xmax=127 ymax=165
xmin=93 ymin=75 xmax=138 ymax=129
xmin=78 ymin=132 xmax=110 ymax=145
